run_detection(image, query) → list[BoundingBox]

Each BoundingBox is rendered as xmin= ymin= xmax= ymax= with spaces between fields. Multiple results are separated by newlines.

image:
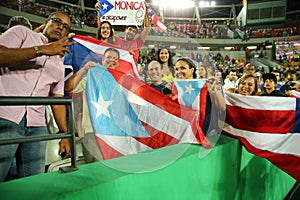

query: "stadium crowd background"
xmin=0 ymin=0 xmax=299 ymax=92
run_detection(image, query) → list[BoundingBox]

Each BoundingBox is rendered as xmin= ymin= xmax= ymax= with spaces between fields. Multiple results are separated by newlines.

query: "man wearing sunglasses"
xmin=0 ymin=12 xmax=76 ymax=182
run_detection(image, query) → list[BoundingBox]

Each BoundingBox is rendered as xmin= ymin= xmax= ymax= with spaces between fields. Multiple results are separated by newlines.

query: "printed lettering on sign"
xmin=100 ymin=0 xmax=145 ymax=25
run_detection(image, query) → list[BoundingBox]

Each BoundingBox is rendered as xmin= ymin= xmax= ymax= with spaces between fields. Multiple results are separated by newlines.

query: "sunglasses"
xmin=50 ymin=18 xmax=70 ymax=32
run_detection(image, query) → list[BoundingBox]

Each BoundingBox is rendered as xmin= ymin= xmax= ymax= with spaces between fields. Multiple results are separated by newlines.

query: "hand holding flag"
xmin=146 ymin=6 xmax=167 ymax=32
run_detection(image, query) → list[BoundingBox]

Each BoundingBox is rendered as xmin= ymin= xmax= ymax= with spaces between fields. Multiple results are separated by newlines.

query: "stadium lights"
xmin=153 ymin=0 xmax=195 ymax=9
xmin=224 ymin=47 xmax=234 ymax=50
xmin=199 ymin=1 xmax=216 ymax=7
xmin=247 ymin=46 xmax=257 ymax=50
xmin=197 ymin=47 xmax=210 ymax=50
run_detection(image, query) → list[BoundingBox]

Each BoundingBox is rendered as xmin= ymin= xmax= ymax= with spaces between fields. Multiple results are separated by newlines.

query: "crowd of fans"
xmin=2 ymin=0 xmax=300 ymax=41
xmin=138 ymin=47 xmax=300 ymax=97
xmin=0 ymin=0 xmax=300 ymax=185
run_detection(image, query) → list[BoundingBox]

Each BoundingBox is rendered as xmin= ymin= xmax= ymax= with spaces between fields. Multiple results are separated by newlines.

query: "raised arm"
xmin=95 ymin=0 xmax=101 ymax=27
xmin=140 ymin=2 xmax=151 ymax=42
xmin=65 ymin=61 xmax=97 ymax=92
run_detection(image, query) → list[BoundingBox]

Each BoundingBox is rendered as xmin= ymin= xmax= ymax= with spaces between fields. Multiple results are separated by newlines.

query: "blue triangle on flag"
xmin=86 ymin=64 xmax=150 ymax=137
xmin=174 ymin=80 xmax=206 ymax=108
xmin=100 ymin=0 xmax=114 ymax=17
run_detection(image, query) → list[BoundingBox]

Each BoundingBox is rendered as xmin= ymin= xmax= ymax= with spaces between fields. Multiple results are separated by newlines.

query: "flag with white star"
xmin=86 ymin=64 xmax=149 ymax=137
xmin=174 ymin=79 xmax=207 ymax=110
xmin=98 ymin=0 xmax=146 ymax=25
xmin=85 ymin=65 xmax=211 ymax=159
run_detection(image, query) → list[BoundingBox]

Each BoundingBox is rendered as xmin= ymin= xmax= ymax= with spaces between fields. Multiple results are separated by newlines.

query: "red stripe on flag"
xmin=74 ymin=35 xmax=139 ymax=77
xmin=226 ymin=105 xmax=295 ymax=133
xmin=134 ymin=121 xmax=179 ymax=149
xmin=111 ymin=69 xmax=211 ymax=148
xmin=225 ymin=131 xmax=300 ymax=181
xmin=95 ymin=136 xmax=124 ymax=160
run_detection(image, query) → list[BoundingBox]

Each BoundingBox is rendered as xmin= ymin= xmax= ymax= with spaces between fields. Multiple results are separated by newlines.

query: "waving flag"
xmin=85 ymin=65 xmax=210 ymax=159
xmin=223 ymin=91 xmax=300 ymax=181
xmin=146 ymin=7 xmax=167 ymax=32
xmin=64 ymin=35 xmax=139 ymax=80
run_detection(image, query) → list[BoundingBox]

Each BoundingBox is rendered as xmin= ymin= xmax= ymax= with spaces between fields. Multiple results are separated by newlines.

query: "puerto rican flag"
xmin=223 ymin=91 xmax=300 ymax=181
xmin=64 ymin=35 xmax=139 ymax=81
xmin=146 ymin=7 xmax=167 ymax=32
xmin=86 ymin=65 xmax=210 ymax=159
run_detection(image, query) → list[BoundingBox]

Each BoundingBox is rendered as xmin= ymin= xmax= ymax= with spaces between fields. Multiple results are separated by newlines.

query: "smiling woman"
xmin=237 ymin=74 xmax=258 ymax=96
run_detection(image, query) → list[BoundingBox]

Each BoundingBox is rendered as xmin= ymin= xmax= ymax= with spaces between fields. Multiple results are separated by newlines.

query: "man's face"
xmin=43 ymin=13 xmax=71 ymax=42
xmin=229 ymin=71 xmax=237 ymax=81
xmin=147 ymin=62 xmax=162 ymax=83
xmin=102 ymin=50 xmax=119 ymax=69
xmin=125 ymin=27 xmax=137 ymax=41
xmin=264 ymin=79 xmax=277 ymax=90
xmin=244 ymin=64 xmax=255 ymax=75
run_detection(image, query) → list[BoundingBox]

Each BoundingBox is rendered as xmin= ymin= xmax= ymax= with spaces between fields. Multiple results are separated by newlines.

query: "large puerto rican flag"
xmin=64 ymin=35 xmax=139 ymax=81
xmin=85 ymin=64 xmax=210 ymax=160
xmin=223 ymin=91 xmax=300 ymax=181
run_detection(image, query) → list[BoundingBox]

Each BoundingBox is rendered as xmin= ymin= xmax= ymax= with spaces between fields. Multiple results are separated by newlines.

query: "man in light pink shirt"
xmin=0 ymin=12 xmax=76 ymax=182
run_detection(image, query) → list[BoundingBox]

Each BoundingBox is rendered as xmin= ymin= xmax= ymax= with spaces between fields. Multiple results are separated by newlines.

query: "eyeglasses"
xmin=50 ymin=18 xmax=70 ymax=32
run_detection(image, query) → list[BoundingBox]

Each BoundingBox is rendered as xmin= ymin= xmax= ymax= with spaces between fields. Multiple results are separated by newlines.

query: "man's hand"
xmin=95 ymin=1 xmax=100 ymax=10
xmin=59 ymin=138 xmax=70 ymax=159
xmin=34 ymin=24 xmax=45 ymax=33
xmin=39 ymin=33 xmax=76 ymax=57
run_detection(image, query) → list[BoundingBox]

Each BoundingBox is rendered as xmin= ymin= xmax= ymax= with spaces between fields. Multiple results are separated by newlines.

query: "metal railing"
xmin=0 ymin=96 xmax=78 ymax=172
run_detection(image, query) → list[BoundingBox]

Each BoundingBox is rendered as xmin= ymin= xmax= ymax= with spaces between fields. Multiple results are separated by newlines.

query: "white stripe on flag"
xmin=96 ymin=134 xmax=152 ymax=155
xmin=223 ymin=123 xmax=300 ymax=156
xmin=122 ymin=86 xmax=198 ymax=143
xmin=74 ymin=38 xmax=138 ymax=76
xmin=225 ymin=91 xmax=296 ymax=110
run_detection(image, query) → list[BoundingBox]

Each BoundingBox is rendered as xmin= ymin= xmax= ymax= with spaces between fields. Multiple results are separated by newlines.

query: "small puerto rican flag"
xmin=146 ymin=6 xmax=167 ymax=32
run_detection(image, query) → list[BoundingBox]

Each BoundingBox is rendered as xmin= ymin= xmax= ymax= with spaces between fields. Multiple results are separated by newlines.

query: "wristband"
xmin=33 ymin=46 xmax=41 ymax=57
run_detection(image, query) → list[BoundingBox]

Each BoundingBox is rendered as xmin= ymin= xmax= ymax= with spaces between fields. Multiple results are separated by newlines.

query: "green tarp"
xmin=0 ymin=135 xmax=296 ymax=200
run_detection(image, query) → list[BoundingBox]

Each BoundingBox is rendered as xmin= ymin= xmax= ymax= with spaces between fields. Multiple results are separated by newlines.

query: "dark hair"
xmin=7 ymin=16 xmax=32 ymax=30
xmin=176 ymin=57 xmax=197 ymax=79
xmin=263 ymin=73 xmax=277 ymax=84
xmin=238 ymin=74 xmax=258 ymax=95
xmin=272 ymin=69 xmax=281 ymax=75
xmin=157 ymin=48 xmax=174 ymax=76
xmin=97 ymin=21 xmax=114 ymax=44
xmin=104 ymin=48 xmax=120 ymax=59
xmin=126 ymin=25 xmax=138 ymax=30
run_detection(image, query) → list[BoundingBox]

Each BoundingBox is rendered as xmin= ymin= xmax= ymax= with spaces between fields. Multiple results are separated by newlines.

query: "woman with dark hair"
xmin=198 ymin=65 xmax=208 ymax=79
xmin=157 ymin=48 xmax=175 ymax=82
xmin=96 ymin=21 xmax=115 ymax=44
xmin=173 ymin=57 xmax=226 ymax=136
xmin=174 ymin=57 xmax=197 ymax=79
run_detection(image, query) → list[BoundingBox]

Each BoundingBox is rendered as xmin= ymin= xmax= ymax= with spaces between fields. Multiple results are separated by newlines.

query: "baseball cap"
xmin=280 ymin=84 xmax=293 ymax=91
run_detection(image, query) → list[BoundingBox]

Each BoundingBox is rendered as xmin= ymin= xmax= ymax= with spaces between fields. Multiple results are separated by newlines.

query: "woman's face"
xmin=238 ymin=77 xmax=256 ymax=96
xmin=159 ymin=49 xmax=169 ymax=64
xmin=100 ymin=22 xmax=111 ymax=40
xmin=198 ymin=66 xmax=207 ymax=78
xmin=174 ymin=60 xmax=194 ymax=79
